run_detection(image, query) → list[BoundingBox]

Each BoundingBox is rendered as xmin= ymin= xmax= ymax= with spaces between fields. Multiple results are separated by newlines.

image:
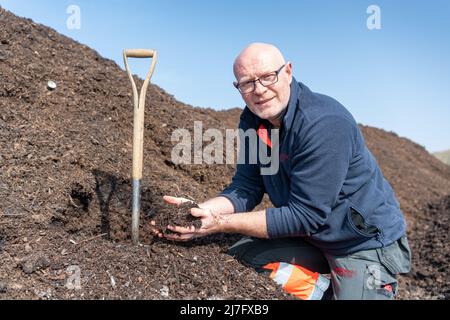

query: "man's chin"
xmin=256 ymin=109 xmax=279 ymax=121
xmin=250 ymin=105 xmax=273 ymax=118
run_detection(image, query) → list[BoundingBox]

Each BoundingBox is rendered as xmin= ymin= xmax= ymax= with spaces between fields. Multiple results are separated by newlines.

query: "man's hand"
xmin=150 ymin=195 xmax=230 ymax=242
xmin=149 ymin=195 xmax=269 ymax=240
xmin=148 ymin=195 xmax=193 ymax=239
xmin=165 ymin=206 xmax=230 ymax=242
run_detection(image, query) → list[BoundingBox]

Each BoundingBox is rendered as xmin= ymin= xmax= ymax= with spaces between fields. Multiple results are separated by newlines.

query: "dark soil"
xmin=152 ymin=201 xmax=202 ymax=234
xmin=1 ymin=7 xmax=449 ymax=300
xmin=400 ymin=195 xmax=450 ymax=299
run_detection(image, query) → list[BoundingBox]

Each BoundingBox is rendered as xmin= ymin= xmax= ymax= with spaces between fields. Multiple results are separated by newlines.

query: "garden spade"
xmin=123 ymin=49 xmax=158 ymax=245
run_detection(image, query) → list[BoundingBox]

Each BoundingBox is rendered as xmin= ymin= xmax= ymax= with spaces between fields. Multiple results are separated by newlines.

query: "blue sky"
xmin=1 ymin=0 xmax=449 ymax=152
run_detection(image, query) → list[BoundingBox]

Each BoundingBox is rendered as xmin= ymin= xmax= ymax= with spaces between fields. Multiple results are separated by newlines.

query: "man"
xmin=151 ymin=43 xmax=411 ymax=300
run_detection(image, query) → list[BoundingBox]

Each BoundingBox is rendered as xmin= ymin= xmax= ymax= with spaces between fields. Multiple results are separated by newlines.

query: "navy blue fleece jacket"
xmin=220 ymin=78 xmax=407 ymax=255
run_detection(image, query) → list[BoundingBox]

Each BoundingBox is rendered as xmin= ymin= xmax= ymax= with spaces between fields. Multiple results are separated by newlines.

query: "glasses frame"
xmin=233 ymin=64 xmax=286 ymax=94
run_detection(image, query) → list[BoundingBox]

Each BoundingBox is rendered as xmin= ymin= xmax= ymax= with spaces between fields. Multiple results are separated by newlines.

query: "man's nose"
xmin=253 ymin=80 xmax=267 ymax=95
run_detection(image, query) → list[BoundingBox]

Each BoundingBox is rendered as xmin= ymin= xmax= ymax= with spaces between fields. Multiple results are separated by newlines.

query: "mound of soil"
xmin=1 ymin=7 xmax=449 ymax=300
xmin=400 ymin=195 xmax=450 ymax=299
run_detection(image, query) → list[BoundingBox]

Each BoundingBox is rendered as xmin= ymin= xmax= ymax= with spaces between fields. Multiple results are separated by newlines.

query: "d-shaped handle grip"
xmin=123 ymin=49 xmax=155 ymax=58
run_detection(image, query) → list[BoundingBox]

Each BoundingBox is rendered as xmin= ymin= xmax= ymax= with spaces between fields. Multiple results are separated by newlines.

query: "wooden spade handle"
xmin=123 ymin=49 xmax=155 ymax=58
xmin=123 ymin=49 xmax=158 ymax=180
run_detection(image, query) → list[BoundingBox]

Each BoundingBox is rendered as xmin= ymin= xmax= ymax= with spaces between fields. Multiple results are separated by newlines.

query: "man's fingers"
xmin=163 ymin=195 xmax=193 ymax=205
xmin=166 ymin=235 xmax=190 ymax=242
xmin=148 ymin=221 xmax=158 ymax=231
xmin=149 ymin=227 xmax=163 ymax=238
xmin=148 ymin=221 xmax=164 ymax=237
xmin=151 ymin=229 xmax=163 ymax=238
xmin=167 ymin=225 xmax=196 ymax=234
xmin=162 ymin=195 xmax=179 ymax=204
xmin=165 ymin=233 xmax=195 ymax=242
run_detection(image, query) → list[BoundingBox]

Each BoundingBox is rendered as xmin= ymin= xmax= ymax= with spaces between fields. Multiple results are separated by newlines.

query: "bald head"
xmin=233 ymin=43 xmax=286 ymax=79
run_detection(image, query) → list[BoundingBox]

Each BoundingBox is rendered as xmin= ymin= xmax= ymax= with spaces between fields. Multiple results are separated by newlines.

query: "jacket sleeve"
xmin=266 ymin=115 xmax=356 ymax=238
xmin=220 ymin=119 xmax=265 ymax=213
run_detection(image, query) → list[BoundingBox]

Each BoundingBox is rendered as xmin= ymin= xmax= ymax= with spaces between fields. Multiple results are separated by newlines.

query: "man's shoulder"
xmin=299 ymin=83 xmax=356 ymax=127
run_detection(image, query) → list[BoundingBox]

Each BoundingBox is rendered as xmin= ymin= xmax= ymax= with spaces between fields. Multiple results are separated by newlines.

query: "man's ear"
xmin=285 ymin=62 xmax=293 ymax=83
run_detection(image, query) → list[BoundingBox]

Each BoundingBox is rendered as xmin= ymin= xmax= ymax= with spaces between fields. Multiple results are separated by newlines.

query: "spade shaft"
xmin=123 ymin=49 xmax=157 ymax=245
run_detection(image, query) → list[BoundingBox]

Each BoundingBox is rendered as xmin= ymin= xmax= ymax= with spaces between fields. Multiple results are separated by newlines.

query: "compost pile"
xmin=1 ymin=8 xmax=449 ymax=300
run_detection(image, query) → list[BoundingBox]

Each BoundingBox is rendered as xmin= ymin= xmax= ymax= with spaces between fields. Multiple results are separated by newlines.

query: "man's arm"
xmin=165 ymin=207 xmax=269 ymax=240
xmin=163 ymin=113 xmax=267 ymax=241
xmin=218 ymin=116 xmax=266 ymax=213
xmin=162 ymin=195 xmax=269 ymax=240
xmin=217 ymin=209 xmax=268 ymax=238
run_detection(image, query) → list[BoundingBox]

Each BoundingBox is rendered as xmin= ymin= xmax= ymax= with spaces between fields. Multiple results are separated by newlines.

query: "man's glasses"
xmin=233 ymin=64 xmax=286 ymax=94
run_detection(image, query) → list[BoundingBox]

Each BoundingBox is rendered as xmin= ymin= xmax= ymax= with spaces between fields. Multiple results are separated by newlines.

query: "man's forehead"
xmin=235 ymin=59 xmax=279 ymax=81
